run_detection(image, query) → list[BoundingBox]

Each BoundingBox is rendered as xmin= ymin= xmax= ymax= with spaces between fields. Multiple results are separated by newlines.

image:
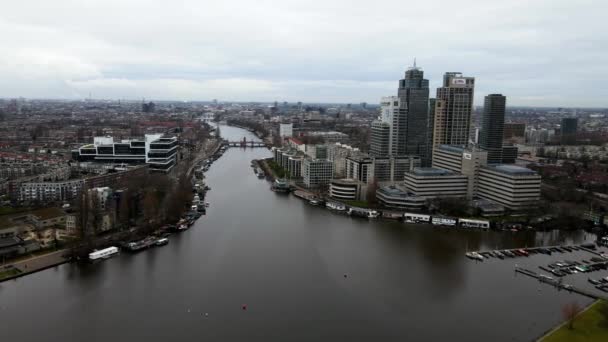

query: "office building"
xmin=303 ymin=159 xmax=333 ymax=188
xmin=370 ymin=121 xmax=391 ymax=157
xmin=433 ymin=72 xmax=475 ymax=149
xmin=501 ymin=145 xmax=518 ymax=164
xmin=561 ymin=117 xmax=578 ymax=144
xmin=329 ymin=179 xmax=361 ymax=201
xmin=504 ymin=123 xmax=526 ymax=144
xmin=403 ymin=167 xmax=468 ymax=199
xmin=376 ymin=184 xmax=426 ymax=210
xmin=72 ymin=134 xmax=178 ymax=172
xmin=479 ymin=94 xmax=506 ymax=164
xmin=345 ymin=154 xmax=420 ymax=184
xmin=397 ymin=63 xmax=431 ymax=162
xmin=279 ymin=123 xmax=293 ymax=138
xmin=346 ymin=155 xmax=374 ymax=184
xmin=378 ymin=96 xmax=404 ymax=156
xmin=327 ymin=143 xmax=359 ymax=178
xmin=477 ymin=165 xmax=541 ymax=210
xmin=432 ymin=145 xmax=487 ymax=199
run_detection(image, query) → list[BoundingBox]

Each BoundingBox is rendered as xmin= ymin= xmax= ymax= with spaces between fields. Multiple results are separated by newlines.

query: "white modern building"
xmin=72 ymin=135 xmax=178 ymax=172
xmin=477 ymin=164 xmax=541 ymax=210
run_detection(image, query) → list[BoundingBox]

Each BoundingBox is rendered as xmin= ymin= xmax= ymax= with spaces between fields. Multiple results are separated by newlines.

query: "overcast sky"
xmin=1 ymin=0 xmax=606 ymax=106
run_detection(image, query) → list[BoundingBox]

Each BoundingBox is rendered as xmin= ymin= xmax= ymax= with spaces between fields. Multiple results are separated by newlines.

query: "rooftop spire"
xmin=413 ymin=57 xmax=417 ymax=68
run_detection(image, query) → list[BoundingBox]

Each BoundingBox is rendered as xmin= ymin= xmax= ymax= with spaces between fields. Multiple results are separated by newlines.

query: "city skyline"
xmin=1 ymin=0 xmax=606 ymax=107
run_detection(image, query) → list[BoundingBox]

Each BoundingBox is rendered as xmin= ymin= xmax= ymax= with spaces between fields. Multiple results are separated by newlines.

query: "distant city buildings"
xmin=279 ymin=123 xmax=293 ymax=138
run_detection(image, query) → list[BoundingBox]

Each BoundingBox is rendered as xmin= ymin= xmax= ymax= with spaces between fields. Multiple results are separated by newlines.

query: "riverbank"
xmin=538 ymin=299 xmax=608 ymax=341
xmin=0 ymin=249 xmax=68 ymax=282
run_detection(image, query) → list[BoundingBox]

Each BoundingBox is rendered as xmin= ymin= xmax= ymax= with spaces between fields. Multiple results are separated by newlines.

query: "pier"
xmin=470 ymin=244 xmax=599 ymax=257
xmin=515 ymin=266 xmax=608 ymax=301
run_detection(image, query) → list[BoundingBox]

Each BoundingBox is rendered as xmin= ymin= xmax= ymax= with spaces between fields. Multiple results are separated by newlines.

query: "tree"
xmin=76 ymin=190 xmax=90 ymax=239
xmin=143 ymin=189 xmax=161 ymax=231
xmin=366 ymin=178 xmax=379 ymax=206
xmin=562 ymin=301 xmax=582 ymax=330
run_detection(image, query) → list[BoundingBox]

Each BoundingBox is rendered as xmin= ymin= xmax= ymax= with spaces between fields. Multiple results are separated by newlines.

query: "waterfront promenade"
xmin=1 ymin=249 xmax=68 ymax=282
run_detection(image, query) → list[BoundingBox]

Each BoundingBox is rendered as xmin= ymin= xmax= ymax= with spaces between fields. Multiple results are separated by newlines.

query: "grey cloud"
xmin=0 ymin=0 xmax=606 ymax=106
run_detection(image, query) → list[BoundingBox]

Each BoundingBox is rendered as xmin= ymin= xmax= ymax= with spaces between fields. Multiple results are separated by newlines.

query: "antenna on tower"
xmin=413 ymin=57 xmax=417 ymax=68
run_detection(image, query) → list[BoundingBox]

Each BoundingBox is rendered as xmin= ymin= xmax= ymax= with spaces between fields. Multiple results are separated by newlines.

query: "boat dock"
xmin=515 ymin=266 xmax=608 ymax=301
xmin=293 ymin=190 xmax=317 ymax=201
xmin=469 ymin=243 xmax=601 ymax=259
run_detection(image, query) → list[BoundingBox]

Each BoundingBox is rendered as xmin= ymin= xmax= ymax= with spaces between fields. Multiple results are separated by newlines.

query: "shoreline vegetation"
xmin=540 ymin=300 xmax=608 ymax=342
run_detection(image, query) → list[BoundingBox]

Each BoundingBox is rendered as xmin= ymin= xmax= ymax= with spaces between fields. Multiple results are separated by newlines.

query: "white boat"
xmin=155 ymin=238 xmax=169 ymax=246
xmin=348 ymin=207 xmax=380 ymax=219
xmin=431 ymin=217 xmax=457 ymax=227
xmin=465 ymin=252 xmax=484 ymax=261
xmin=459 ymin=218 xmax=490 ymax=229
xmin=89 ymin=246 xmax=119 ymax=261
xmin=404 ymin=213 xmax=431 ymax=224
xmin=326 ymin=202 xmax=347 ymax=211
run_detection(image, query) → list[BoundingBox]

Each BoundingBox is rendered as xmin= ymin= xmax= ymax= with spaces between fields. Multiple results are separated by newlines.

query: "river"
xmin=0 ymin=125 xmax=600 ymax=341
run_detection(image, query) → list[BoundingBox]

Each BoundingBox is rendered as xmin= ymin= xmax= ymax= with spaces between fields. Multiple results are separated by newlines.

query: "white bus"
xmin=431 ymin=217 xmax=457 ymax=226
xmin=404 ymin=213 xmax=431 ymax=224
xmin=459 ymin=219 xmax=490 ymax=229
xmin=89 ymin=246 xmax=119 ymax=261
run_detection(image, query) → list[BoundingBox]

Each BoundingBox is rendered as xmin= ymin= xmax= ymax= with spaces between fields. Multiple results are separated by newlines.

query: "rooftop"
xmin=485 ymin=164 xmax=538 ymax=176
xmin=437 ymin=145 xmax=466 ymax=153
xmin=411 ymin=167 xmax=457 ymax=177
xmin=377 ymin=185 xmax=415 ymax=198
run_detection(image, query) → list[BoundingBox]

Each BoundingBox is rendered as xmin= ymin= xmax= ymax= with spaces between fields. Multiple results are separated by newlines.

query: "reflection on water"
xmin=0 ymin=124 xmax=599 ymax=342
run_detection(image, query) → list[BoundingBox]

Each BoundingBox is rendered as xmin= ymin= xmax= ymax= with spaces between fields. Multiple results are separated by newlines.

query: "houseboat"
xmin=326 ymin=202 xmax=347 ymax=211
xmin=431 ymin=216 xmax=457 ymax=227
xmin=89 ymin=246 xmax=119 ymax=262
xmin=347 ymin=207 xmax=380 ymax=219
xmin=459 ymin=219 xmax=490 ymax=229
xmin=404 ymin=213 xmax=431 ymax=224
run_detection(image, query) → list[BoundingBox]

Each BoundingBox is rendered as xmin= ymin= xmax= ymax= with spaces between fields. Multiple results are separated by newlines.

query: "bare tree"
xmin=562 ymin=301 xmax=582 ymax=330
xmin=366 ymin=178 xmax=379 ymax=206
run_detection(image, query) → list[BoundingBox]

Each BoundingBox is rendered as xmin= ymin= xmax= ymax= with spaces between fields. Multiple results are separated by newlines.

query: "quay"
xmin=1 ymin=249 xmax=69 ymax=283
xmin=470 ymin=244 xmax=600 ymax=258
xmin=515 ymin=266 xmax=608 ymax=301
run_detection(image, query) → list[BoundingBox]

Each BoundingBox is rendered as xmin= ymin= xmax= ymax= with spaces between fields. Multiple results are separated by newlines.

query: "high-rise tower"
xmin=397 ymin=62 xmax=430 ymax=163
xmin=432 ymin=72 xmax=475 ymax=150
xmin=479 ymin=94 xmax=506 ymax=164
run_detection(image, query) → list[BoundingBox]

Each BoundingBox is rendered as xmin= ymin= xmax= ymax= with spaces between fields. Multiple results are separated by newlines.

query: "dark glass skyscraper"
xmin=396 ymin=63 xmax=430 ymax=164
xmin=561 ymin=117 xmax=578 ymax=144
xmin=480 ymin=94 xmax=506 ymax=164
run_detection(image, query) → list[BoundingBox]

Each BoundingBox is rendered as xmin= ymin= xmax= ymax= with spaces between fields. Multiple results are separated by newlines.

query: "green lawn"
xmin=541 ymin=300 xmax=608 ymax=342
xmin=0 ymin=268 xmax=22 ymax=281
